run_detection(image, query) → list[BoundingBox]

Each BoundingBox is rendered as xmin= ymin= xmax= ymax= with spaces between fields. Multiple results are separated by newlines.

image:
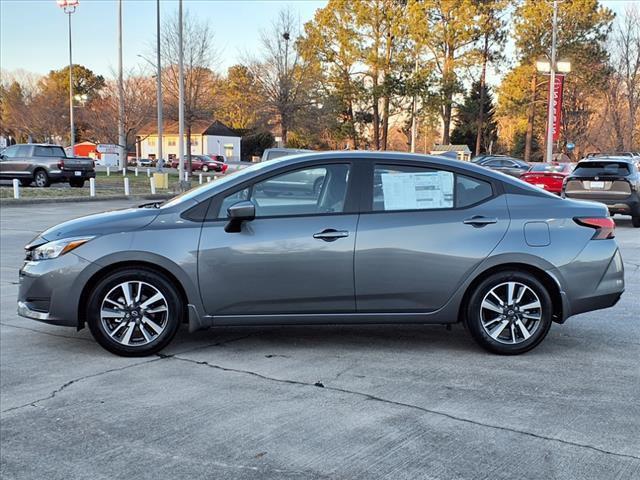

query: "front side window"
xmin=373 ymin=165 xmax=493 ymax=211
xmin=2 ymin=145 xmax=19 ymax=158
xmin=218 ymin=163 xmax=350 ymax=218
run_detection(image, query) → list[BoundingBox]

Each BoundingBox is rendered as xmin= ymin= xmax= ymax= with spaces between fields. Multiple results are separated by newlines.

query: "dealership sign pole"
xmin=551 ymin=74 xmax=565 ymax=143
xmin=544 ymin=0 xmax=558 ymax=163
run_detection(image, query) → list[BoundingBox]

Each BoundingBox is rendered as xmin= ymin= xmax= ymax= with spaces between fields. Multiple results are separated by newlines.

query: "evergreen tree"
xmin=450 ymin=81 xmax=497 ymax=154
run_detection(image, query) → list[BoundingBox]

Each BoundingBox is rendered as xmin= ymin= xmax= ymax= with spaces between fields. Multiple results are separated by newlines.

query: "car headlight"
xmin=30 ymin=236 xmax=94 ymax=261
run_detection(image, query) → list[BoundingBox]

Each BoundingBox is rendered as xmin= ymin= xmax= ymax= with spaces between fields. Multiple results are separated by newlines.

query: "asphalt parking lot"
xmin=1 ymin=200 xmax=639 ymax=480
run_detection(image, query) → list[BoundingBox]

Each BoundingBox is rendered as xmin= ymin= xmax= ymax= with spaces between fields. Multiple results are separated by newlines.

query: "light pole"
xmin=178 ymin=0 xmax=185 ymax=181
xmin=56 ymin=0 xmax=78 ymax=154
xmin=155 ymin=0 xmax=163 ymax=166
xmin=535 ymin=0 xmax=571 ymax=163
xmin=117 ymin=0 xmax=126 ymax=170
xmin=137 ymin=54 xmax=164 ymax=165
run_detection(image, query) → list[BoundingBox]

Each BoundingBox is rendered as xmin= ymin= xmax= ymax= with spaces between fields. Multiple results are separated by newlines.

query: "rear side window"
xmin=16 ymin=146 xmax=31 ymax=156
xmin=373 ymin=165 xmax=492 ymax=211
xmin=456 ymin=175 xmax=493 ymax=208
xmin=34 ymin=146 xmax=64 ymax=157
xmin=574 ymin=162 xmax=631 ymax=176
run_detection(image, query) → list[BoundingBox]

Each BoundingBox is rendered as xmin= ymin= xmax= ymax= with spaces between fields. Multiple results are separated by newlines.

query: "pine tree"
xmin=450 ymin=81 xmax=497 ymax=154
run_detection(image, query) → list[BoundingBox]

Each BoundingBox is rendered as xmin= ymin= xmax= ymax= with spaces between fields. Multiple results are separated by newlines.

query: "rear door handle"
xmin=313 ymin=229 xmax=349 ymax=241
xmin=463 ymin=216 xmax=498 ymax=227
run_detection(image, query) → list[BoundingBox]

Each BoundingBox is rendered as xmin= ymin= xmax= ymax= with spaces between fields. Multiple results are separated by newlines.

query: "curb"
xmin=0 ymin=194 xmax=174 ymax=207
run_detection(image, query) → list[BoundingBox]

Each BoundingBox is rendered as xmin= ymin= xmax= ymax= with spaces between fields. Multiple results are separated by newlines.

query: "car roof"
xmin=578 ymin=156 xmax=634 ymax=164
xmin=11 ymin=143 xmax=63 ymax=147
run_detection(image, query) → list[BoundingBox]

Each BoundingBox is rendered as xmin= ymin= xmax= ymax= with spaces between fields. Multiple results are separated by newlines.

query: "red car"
xmin=520 ymin=162 xmax=575 ymax=194
xmin=170 ymin=155 xmax=228 ymax=173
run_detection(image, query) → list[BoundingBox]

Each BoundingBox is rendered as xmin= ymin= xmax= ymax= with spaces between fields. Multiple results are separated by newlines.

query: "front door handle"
xmin=313 ymin=229 xmax=349 ymax=241
xmin=463 ymin=216 xmax=498 ymax=227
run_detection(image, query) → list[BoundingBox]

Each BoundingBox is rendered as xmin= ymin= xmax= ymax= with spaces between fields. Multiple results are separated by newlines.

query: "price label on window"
xmin=381 ymin=171 xmax=453 ymax=210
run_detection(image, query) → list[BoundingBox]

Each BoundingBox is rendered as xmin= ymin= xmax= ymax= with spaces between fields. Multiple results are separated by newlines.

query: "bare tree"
xmin=245 ymin=8 xmax=315 ymax=145
xmin=82 ymin=69 xmax=156 ymax=150
xmin=608 ymin=6 xmax=640 ymax=150
xmin=160 ymin=10 xmax=218 ymax=171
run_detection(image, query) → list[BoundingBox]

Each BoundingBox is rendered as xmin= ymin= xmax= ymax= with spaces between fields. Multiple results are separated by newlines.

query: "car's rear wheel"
xmin=202 ymin=165 xmax=209 ymax=172
xmin=465 ymin=271 xmax=553 ymax=355
xmin=87 ymin=268 xmax=182 ymax=356
xmin=33 ymin=169 xmax=50 ymax=188
xmin=69 ymin=178 xmax=85 ymax=188
xmin=632 ymin=216 xmax=640 ymax=228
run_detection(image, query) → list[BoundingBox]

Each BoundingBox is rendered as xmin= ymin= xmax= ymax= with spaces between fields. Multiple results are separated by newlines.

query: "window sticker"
xmin=381 ymin=171 xmax=453 ymax=210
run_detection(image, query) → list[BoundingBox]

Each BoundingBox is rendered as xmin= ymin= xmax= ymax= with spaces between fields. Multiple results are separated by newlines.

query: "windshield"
xmin=573 ymin=161 xmax=630 ymax=177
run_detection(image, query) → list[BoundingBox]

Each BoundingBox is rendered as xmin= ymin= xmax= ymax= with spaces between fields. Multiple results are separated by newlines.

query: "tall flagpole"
xmin=117 ymin=0 xmax=126 ymax=170
xmin=178 ymin=0 xmax=185 ymax=181
xmin=156 ymin=0 xmax=163 ymax=164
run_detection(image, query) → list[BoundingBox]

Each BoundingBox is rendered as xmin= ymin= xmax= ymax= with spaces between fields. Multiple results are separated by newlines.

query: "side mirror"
xmin=225 ymin=200 xmax=255 ymax=233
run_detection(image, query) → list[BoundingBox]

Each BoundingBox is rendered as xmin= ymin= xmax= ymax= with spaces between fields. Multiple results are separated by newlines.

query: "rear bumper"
xmin=564 ymin=193 xmax=640 ymax=216
xmin=49 ymin=169 xmax=96 ymax=182
xmin=556 ymin=246 xmax=625 ymax=322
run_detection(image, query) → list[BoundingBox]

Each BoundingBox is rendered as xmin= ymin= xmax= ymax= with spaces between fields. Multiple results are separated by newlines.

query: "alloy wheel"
xmin=479 ymin=281 xmax=542 ymax=345
xmin=100 ymin=281 xmax=169 ymax=347
xmin=34 ymin=171 xmax=48 ymax=187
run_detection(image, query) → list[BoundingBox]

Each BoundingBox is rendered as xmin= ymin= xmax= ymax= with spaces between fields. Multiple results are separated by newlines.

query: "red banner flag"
xmin=549 ymin=74 xmax=565 ymax=142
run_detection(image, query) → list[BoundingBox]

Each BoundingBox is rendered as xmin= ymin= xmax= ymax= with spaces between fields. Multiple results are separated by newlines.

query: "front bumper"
xmin=17 ymin=253 xmax=97 ymax=327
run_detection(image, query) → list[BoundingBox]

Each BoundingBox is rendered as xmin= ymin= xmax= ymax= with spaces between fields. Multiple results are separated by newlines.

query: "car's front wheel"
xmin=465 ymin=271 xmax=553 ymax=355
xmin=87 ymin=268 xmax=183 ymax=356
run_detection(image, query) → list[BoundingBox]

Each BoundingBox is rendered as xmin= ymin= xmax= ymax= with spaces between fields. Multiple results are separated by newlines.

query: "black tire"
xmin=86 ymin=268 xmax=183 ymax=357
xmin=202 ymin=165 xmax=209 ymax=172
xmin=465 ymin=270 xmax=553 ymax=355
xmin=69 ymin=178 xmax=85 ymax=188
xmin=632 ymin=216 xmax=640 ymax=228
xmin=33 ymin=169 xmax=50 ymax=188
xmin=19 ymin=179 xmax=32 ymax=187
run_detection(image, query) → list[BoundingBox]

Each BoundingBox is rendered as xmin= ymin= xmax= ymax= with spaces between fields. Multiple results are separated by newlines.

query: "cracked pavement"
xmin=1 ymin=200 xmax=639 ymax=479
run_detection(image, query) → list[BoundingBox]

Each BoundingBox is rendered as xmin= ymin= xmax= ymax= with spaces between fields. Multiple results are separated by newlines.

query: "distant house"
xmin=430 ymin=144 xmax=472 ymax=161
xmin=138 ymin=120 xmax=241 ymax=161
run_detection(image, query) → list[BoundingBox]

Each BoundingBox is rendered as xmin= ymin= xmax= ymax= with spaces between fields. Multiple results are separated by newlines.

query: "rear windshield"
xmin=529 ymin=163 xmax=571 ymax=173
xmin=573 ymin=162 xmax=630 ymax=176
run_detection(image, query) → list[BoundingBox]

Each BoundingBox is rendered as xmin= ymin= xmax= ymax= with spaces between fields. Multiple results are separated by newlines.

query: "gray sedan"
xmin=18 ymin=152 xmax=624 ymax=356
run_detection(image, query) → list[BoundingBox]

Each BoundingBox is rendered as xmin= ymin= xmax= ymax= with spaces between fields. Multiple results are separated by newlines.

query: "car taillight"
xmin=574 ymin=217 xmax=615 ymax=240
xmin=58 ymin=160 xmax=65 ymax=169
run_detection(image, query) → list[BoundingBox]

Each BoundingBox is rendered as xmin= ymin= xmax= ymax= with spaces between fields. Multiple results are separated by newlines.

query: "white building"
xmin=138 ymin=120 xmax=241 ymax=161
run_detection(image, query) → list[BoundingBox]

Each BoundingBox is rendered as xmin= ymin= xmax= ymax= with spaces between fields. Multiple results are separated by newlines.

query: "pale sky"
xmin=0 ymin=0 xmax=635 ymax=82
xmin=0 ymin=0 xmax=326 ymax=77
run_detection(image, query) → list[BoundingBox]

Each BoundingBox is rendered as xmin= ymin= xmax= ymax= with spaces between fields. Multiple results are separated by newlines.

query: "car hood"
xmin=33 ymin=207 xmax=160 ymax=244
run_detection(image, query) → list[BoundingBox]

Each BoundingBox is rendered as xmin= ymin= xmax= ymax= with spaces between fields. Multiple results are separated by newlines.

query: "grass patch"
xmin=0 ymin=170 xmax=222 ymax=200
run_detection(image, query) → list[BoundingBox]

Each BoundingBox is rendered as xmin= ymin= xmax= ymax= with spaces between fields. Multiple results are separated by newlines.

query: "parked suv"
xmin=563 ymin=156 xmax=640 ymax=227
xmin=0 ymin=144 xmax=96 ymax=187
